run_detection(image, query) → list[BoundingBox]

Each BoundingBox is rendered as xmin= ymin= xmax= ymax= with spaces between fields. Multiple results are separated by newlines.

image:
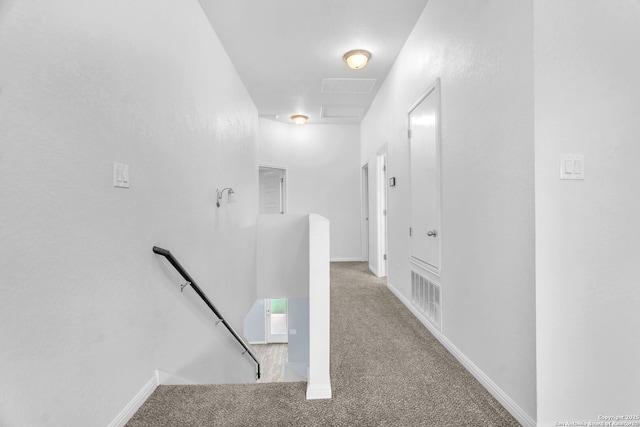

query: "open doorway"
xmin=243 ymin=298 xmax=291 ymax=382
xmin=362 ymin=164 xmax=369 ymax=263
xmin=259 ymin=166 xmax=286 ymax=214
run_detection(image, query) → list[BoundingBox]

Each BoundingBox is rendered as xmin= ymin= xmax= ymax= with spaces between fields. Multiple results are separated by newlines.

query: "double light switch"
xmin=560 ymin=154 xmax=584 ymax=180
xmin=113 ymin=162 xmax=130 ymax=188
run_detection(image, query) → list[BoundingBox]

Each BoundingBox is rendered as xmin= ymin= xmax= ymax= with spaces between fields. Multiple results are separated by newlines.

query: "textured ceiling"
xmin=199 ymin=0 xmax=429 ymax=125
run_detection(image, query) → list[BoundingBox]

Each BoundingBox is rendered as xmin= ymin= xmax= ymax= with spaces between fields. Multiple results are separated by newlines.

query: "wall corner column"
xmin=306 ymin=214 xmax=332 ymax=399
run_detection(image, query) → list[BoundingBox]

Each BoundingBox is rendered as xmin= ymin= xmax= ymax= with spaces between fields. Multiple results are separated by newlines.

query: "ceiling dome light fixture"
xmin=343 ymin=49 xmax=371 ymax=70
xmin=290 ymin=114 xmax=308 ymax=125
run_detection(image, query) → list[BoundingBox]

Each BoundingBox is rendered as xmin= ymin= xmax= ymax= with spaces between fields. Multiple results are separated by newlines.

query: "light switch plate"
xmin=560 ymin=154 xmax=584 ymax=180
xmin=113 ymin=162 xmax=130 ymax=188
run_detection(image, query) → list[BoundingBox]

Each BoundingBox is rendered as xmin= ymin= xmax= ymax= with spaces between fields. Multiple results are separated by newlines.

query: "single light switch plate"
xmin=289 ymin=329 xmax=297 ymax=335
xmin=113 ymin=162 xmax=130 ymax=188
xmin=560 ymin=154 xmax=584 ymax=180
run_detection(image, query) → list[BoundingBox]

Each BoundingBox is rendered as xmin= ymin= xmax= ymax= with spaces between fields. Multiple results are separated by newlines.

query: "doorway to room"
xmin=243 ymin=298 xmax=290 ymax=382
xmin=259 ymin=166 xmax=286 ymax=214
xmin=362 ymin=164 xmax=369 ymax=263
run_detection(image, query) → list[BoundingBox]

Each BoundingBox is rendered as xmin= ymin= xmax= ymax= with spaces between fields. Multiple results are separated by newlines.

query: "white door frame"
xmin=361 ymin=163 xmax=369 ymax=263
xmin=376 ymin=146 xmax=388 ymax=277
xmin=259 ymin=164 xmax=287 ymax=214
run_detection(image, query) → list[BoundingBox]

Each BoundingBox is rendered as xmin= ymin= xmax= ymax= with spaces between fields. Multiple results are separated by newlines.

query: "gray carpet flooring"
xmin=127 ymin=262 xmax=520 ymax=426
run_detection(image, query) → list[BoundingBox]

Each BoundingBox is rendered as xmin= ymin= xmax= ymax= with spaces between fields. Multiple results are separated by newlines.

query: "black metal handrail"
xmin=152 ymin=246 xmax=260 ymax=379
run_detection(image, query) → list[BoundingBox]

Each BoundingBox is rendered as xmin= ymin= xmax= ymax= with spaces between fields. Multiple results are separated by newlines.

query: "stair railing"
xmin=152 ymin=246 xmax=260 ymax=379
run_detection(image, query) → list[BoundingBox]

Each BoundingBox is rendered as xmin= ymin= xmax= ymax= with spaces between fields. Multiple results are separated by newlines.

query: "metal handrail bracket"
xmin=152 ymin=246 xmax=261 ymax=379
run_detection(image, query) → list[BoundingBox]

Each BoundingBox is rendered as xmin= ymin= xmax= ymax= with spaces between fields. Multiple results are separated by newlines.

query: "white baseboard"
xmin=330 ymin=257 xmax=363 ymax=262
xmin=306 ymin=383 xmax=332 ymax=400
xmin=387 ymin=281 xmax=537 ymax=427
xmin=108 ymin=372 xmax=159 ymax=427
xmin=156 ymin=370 xmax=197 ymax=385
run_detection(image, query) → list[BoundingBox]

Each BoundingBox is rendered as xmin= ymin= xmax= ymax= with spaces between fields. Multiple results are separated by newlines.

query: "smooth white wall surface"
xmin=243 ymin=299 xmax=266 ymax=343
xmin=361 ymin=0 xmax=536 ymax=423
xmin=256 ymin=214 xmax=309 ymax=299
xmin=534 ymin=1 xmax=640 ymax=425
xmin=258 ymin=118 xmax=361 ymax=261
xmin=0 ymin=1 xmax=258 ymax=426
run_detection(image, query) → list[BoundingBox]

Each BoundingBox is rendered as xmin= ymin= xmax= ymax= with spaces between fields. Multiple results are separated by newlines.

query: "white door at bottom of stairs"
xmin=265 ymin=298 xmax=288 ymax=344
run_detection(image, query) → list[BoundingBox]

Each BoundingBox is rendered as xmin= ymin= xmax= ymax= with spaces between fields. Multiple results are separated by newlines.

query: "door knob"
xmin=427 ymin=230 xmax=438 ymax=237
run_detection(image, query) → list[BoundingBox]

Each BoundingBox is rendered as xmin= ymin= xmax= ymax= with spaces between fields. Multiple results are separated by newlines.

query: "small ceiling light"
xmin=343 ymin=49 xmax=371 ymax=70
xmin=290 ymin=114 xmax=308 ymax=125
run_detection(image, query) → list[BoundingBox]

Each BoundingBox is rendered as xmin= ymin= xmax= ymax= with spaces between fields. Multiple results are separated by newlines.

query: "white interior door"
xmin=259 ymin=166 xmax=286 ymax=214
xmin=409 ymin=79 xmax=441 ymax=272
xmin=265 ymin=298 xmax=288 ymax=344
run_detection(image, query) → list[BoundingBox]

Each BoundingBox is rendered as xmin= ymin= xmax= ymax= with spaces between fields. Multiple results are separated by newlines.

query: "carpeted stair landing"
xmin=127 ymin=262 xmax=520 ymax=427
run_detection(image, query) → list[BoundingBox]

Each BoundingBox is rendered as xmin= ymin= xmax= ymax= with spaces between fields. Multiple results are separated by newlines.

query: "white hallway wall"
xmin=361 ymin=0 xmax=536 ymax=423
xmin=0 ymin=0 xmax=259 ymax=426
xmin=534 ymin=1 xmax=640 ymax=425
xmin=258 ymin=118 xmax=361 ymax=261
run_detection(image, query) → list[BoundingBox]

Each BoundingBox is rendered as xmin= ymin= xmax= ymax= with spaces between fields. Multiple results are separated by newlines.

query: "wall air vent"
xmin=321 ymin=78 xmax=377 ymax=94
xmin=411 ymin=270 xmax=441 ymax=331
